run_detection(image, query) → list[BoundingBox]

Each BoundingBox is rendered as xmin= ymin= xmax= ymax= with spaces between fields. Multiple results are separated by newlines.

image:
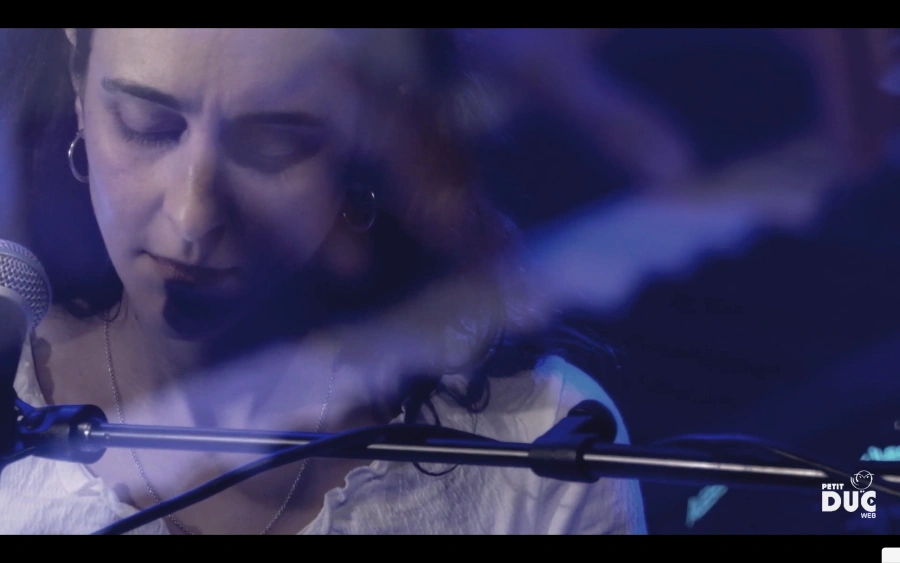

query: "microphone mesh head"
xmin=0 ymin=240 xmax=52 ymax=330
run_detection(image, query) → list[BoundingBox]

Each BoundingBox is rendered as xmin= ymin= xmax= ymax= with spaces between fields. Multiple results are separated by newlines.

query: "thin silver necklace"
xmin=103 ymin=318 xmax=334 ymax=535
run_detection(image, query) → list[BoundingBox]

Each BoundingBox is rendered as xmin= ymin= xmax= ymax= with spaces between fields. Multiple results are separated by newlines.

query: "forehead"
xmin=89 ymin=29 xmax=358 ymax=112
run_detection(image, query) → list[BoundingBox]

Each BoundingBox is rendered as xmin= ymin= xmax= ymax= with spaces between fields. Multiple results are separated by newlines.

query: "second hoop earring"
xmin=68 ymin=130 xmax=89 ymax=183
xmin=342 ymin=184 xmax=377 ymax=233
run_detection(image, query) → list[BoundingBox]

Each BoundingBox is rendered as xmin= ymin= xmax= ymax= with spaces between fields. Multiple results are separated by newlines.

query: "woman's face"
xmin=73 ymin=29 xmax=364 ymax=339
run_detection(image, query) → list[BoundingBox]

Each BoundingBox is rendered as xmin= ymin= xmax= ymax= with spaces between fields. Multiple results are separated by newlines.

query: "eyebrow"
xmin=102 ymin=77 xmax=187 ymax=111
xmin=100 ymin=77 xmax=326 ymax=127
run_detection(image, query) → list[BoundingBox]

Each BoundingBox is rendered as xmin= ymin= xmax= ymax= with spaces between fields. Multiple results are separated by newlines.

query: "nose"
xmin=162 ymin=136 xmax=228 ymax=250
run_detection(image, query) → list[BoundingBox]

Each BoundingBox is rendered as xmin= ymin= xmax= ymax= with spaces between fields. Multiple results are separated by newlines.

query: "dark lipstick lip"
xmin=148 ymin=254 xmax=240 ymax=286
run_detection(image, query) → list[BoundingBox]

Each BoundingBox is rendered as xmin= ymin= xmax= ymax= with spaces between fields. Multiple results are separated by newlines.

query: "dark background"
xmin=478 ymin=28 xmax=900 ymax=534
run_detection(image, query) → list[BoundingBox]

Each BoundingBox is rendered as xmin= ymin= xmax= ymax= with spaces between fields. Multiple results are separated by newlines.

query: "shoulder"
xmin=32 ymin=303 xmax=101 ymax=371
xmin=535 ymin=355 xmax=632 ymax=444
xmin=435 ymin=356 xmax=648 ymax=534
xmin=528 ymin=357 xmax=647 ymax=534
xmin=461 ymin=355 xmax=631 ymax=445
xmin=38 ymin=303 xmax=100 ymax=340
xmin=24 ymin=303 xmax=103 ymax=405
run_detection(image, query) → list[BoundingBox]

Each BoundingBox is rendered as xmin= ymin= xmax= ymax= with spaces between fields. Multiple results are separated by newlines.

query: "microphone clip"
xmin=1 ymin=398 xmax=107 ymax=472
xmin=527 ymin=399 xmax=618 ymax=483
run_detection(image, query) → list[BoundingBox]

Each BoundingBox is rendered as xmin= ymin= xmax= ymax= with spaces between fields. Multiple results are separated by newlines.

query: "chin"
xmin=160 ymin=299 xmax=234 ymax=342
xmin=157 ymin=283 xmax=245 ymax=342
xmin=128 ymin=262 xmax=309 ymax=345
xmin=158 ymin=280 xmax=304 ymax=348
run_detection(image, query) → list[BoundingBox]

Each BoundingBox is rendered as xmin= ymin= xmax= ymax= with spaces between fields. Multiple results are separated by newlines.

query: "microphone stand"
xmin=5 ymin=397 xmax=898 ymax=492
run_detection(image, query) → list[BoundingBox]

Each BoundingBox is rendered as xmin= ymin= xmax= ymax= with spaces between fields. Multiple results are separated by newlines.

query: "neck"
xmin=113 ymin=289 xmax=314 ymax=393
xmin=106 ymin=289 xmax=402 ymax=432
xmin=104 ymin=290 xmax=340 ymax=432
xmin=119 ymin=304 xmax=205 ymax=387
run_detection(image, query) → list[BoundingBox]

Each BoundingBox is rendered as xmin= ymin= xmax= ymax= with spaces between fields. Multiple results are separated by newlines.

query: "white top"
xmin=0 ymin=337 xmax=647 ymax=535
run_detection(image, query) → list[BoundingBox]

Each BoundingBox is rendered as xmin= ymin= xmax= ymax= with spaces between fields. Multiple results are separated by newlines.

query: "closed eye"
xmin=113 ymin=103 xmax=186 ymax=148
xmin=224 ymin=120 xmax=327 ymax=173
xmin=117 ymin=119 xmax=183 ymax=147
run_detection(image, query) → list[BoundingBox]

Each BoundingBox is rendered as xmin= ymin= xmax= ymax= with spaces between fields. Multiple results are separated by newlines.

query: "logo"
xmin=822 ymin=471 xmax=876 ymax=518
xmin=851 ymin=470 xmax=874 ymax=491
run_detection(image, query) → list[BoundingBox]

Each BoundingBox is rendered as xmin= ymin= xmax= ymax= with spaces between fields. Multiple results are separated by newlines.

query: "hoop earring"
xmin=342 ymin=184 xmax=377 ymax=233
xmin=68 ymin=130 xmax=89 ymax=183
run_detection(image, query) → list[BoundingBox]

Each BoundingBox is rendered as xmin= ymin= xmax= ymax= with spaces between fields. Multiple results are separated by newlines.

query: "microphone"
xmin=0 ymin=240 xmax=51 ymax=456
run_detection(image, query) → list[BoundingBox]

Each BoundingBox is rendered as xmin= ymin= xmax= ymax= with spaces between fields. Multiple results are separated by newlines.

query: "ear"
xmin=64 ymin=28 xmax=86 ymax=131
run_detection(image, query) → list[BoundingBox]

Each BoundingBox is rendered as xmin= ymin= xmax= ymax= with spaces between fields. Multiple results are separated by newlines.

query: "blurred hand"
xmin=108 ymin=132 xmax=844 ymax=512
xmin=178 ymin=134 xmax=844 ymax=423
xmin=513 ymin=134 xmax=841 ymax=322
xmin=349 ymin=135 xmax=844 ymax=364
xmin=123 ymin=33 xmax=850 ymax=459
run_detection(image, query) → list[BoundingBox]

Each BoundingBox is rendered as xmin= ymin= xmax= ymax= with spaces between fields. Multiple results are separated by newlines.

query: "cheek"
xmin=88 ymin=170 xmax=146 ymax=236
xmin=84 ymin=120 xmax=158 ymax=256
xmin=235 ymin=168 xmax=343 ymax=265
